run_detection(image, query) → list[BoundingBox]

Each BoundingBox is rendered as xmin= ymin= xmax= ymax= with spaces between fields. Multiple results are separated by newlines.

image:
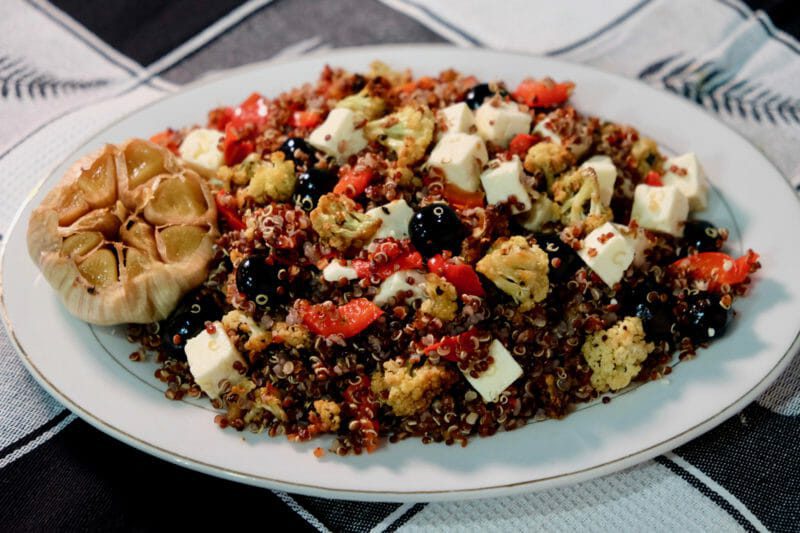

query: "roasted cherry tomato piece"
xmin=333 ymin=167 xmax=374 ymax=198
xmin=512 ymin=78 xmax=574 ymax=108
xmin=427 ymin=254 xmax=485 ymax=297
xmin=669 ymin=250 xmax=759 ymax=293
xmin=299 ymin=298 xmax=384 ymax=338
xmin=508 ymin=133 xmax=539 ymax=158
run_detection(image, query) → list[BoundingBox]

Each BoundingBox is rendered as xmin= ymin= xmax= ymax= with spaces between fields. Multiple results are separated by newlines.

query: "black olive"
xmin=620 ymin=279 xmax=676 ymax=342
xmin=464 ymin=82 xmax=508 ymax=110
xmin=682 ymin=292 xmax=732 ymax=343
xmin=279 ymin=137 xmax=316 ymax=165
xmin=682 ymin=220 xmax=724 ymax=253
xmin=408 ymin=203 xmax=465 ymax=257
xmin=161 ymin=290 xmax=222 ymax=359
xmin=236 ymin=253 xmax=287 ymax=306
xmin=293 ymin=168 xmax=338 ymax=211
xmin=533 ymin=233 xmax=580 ymax=282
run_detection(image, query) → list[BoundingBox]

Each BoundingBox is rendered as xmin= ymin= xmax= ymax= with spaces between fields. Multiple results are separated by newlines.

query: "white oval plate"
xmin=2 ymin=46 xmax=800 ymax=502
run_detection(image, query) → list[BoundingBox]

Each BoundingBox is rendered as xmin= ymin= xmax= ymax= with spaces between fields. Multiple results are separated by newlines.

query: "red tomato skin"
xmin=669 ymin=250 xmax=760 ymax=292
xmin=300 ymin=298 xmax=384 ymax=338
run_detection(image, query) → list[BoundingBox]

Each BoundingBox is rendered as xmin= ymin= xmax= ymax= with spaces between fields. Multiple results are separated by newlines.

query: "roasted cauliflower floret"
xmin=371 ymin=360 xmax=457 ymax=417
xmin=523 ymin=142 xmax=575 ymax=187
xmin=249 ymin=385 xmax=288 ymax=422
xmin=312 ymin=400 xmax=342 ymax=432
xmin=310 ymin=193 xmax=380 ymax=250
xmin=581 ymin=316 xmax=655 ymax=393
xmin=551 ymin=167 xmax=613 ymax=233
xmin=217 ymin=153 xmax=261 ymax=188
xmin=365 ymin=104 xmax=435 ymax=166
xmin=271 ymin=321 xmax=311 ymax=349
xmin=221 ymin=310 xmax=271 ymax=357
xmin=517 ymin=191 xmax=560 ymax=231
xmin=243 ymin=152 xmax=296 ymax=203
xmin=630 ymin=136 xmax=664 ymax=177
xmin=476 ymin=236 xmax=549 ymax=311
xmin=336 ymin=88 xmax=386 ymax=120
xmin=420 ymin=273 xmax=458 ymax=321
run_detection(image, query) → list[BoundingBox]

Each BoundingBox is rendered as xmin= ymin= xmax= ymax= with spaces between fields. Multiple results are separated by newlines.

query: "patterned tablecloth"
xmin=1 ymin=1 xmax=799 ymax=531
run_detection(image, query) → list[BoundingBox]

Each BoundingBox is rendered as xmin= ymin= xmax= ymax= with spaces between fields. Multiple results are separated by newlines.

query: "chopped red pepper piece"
xmin=333 ymin=167 xmax=374 ymax=198
xmin=221 ymin=92 xmax=270 ymax=166
xmin=669 ymin=250 xmax=760 ymax=292
xmin=423 ymin=328 xmax=481 ymax=361
xmin=208 ymin=106 xmax=235 ymax=131
xmin=644 ymin=170 xmax=663 ymax=186
xmin=214 ymin=190 xmax=246 ymax=231
xmin=351 ymin=240 xmax=423 ymax=281
xmin=427 ymin=254 xmax=485 ymax=297
xmin=289 ymin=110 xmax=323 ymax=129
xmin=442 ymin=183 xmax=485 ymax=209
xmin=149 ymin=128 xmax=182 ymax=155
xmin=508 ymin=133 xmax=539 ymax=158
xmin=299 ymin=298 xmax=384 ymax=338
xmin=512 ymin=78 xmax=574 ymax=108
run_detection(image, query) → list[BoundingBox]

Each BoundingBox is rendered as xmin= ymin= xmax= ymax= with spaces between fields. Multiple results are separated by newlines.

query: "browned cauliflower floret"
xmin=217 ymin=154 xmax=261 ymax=188
xmin=551 ymin=167 xmax=613 ymax=233
xmin=310 ymin=193 xmax=380 ymax=250
xmin=523 ymin=142 xmax=575 ymax=187
xmin=312 ymin=400 xmax=342 ymax=432
xmin=371 ymin=360 xmax=457 ymax=417
xmin=420 ymin=273 xmax=458 ymax=321
xmin=243 ymin=152 xmax=296 ymax=203
xmin=246 ymin=385 xmax=287 ymax=422
xmin=271 ymin=321 xmax=311 ymax=349
xmin=365 ymin=104 xmax=435 ymax=166
xmin=517 ymin=191 xmax=560 ymax=232
xmin=476 ymin=236 xmax=549 ymax=311
xmin=631 ymin=136 xmax=664 ymax=177
xmin=581 ymin=316 xmax=655 ymax=392
xmin=221 ymin=310 xmax=271 ymax=357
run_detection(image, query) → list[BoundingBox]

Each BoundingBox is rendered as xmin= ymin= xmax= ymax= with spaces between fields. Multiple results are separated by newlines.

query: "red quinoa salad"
xmin=29 ymin=62 xmax=761 ymax=456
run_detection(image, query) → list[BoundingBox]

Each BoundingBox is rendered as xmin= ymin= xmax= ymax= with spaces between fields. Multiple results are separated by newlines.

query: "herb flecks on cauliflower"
xmin=476 ymin=236 xmax=549 ymax=311
xmin=365 ymin=104 xmax=435 ymax=166
xmin=631 ymin=136 xmax=664 ymax=177
xmin=523 ymin=142 xmax=574 ymax=187
xmin=310 ymin=193 xmax=380 ymax=250
xmin=551 ymin=167 xmax=612 ymax=233
xmin=420 ymin=273 xmax=458 ymax=321
xmin=581 ymin=316 xmax=654 ymax=393
xmin=371 ymin=360 xmax=457 ymax=417
xmin=312 ymin=400 xmax=342 ymax=432
xmin=243 ymin=152 xmax=296 ymax=204
xmin=217 ymin=154 xmax=261 ymax=188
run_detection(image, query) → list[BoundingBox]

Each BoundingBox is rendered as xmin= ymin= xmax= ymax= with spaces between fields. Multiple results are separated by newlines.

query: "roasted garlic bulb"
xmin=27 ymin=139 xmax=219 ymax=325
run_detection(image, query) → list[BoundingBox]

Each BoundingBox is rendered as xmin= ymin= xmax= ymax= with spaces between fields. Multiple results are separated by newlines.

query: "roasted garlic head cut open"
xmin=27 ymin=139 xmax=219 ymax=325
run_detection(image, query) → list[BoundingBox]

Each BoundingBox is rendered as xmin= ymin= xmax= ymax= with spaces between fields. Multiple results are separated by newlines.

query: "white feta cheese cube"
xmin=184 ymin=322 xmax=247 ymax=400
xmin=322 ymin=260 xmax=358 ymax=282
xmin=661 ymin=152 xmax=709 ymax=211
xmin=580 ymin=155 xmax=618 ymax=206
xmin=373 ymin=270 xmax=426 ymax=307
xmin=479 ymin=157 xmax=531 ymax=214
xmin=365 ymin=199 xmax=414 ymax=241
xmin=475 ymin=101 xmax=532 ymax=148
xmin=630 ymin=184 xmax=689 ymax=237
xmin=427 ymin=133 xmax=488 ymax=192
xmin=179 ymin=128 xmax=224 ymax=176
xmin=533 ymin=117 xmax=562 ymax=145
xmin=612 ymin=223 xmax=651 ymax=267
xmin=438 ymin=102 xmax=475 ymax=135
xmin=463 ymin=339 xmax=523 ymax=403
xmin=577 ymin=222 xmax=635 ymax=287
xmin=307 ymin=108 xmax=367 ymax=162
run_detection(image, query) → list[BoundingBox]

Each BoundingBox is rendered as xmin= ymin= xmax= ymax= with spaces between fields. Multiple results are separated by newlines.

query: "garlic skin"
xmin=27 ymin=140 xmax=219 ymax=326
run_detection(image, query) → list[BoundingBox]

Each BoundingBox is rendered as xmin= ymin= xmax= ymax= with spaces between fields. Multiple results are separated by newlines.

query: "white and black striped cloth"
xmin=1 ymin=1 xmax=799 ymax=530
